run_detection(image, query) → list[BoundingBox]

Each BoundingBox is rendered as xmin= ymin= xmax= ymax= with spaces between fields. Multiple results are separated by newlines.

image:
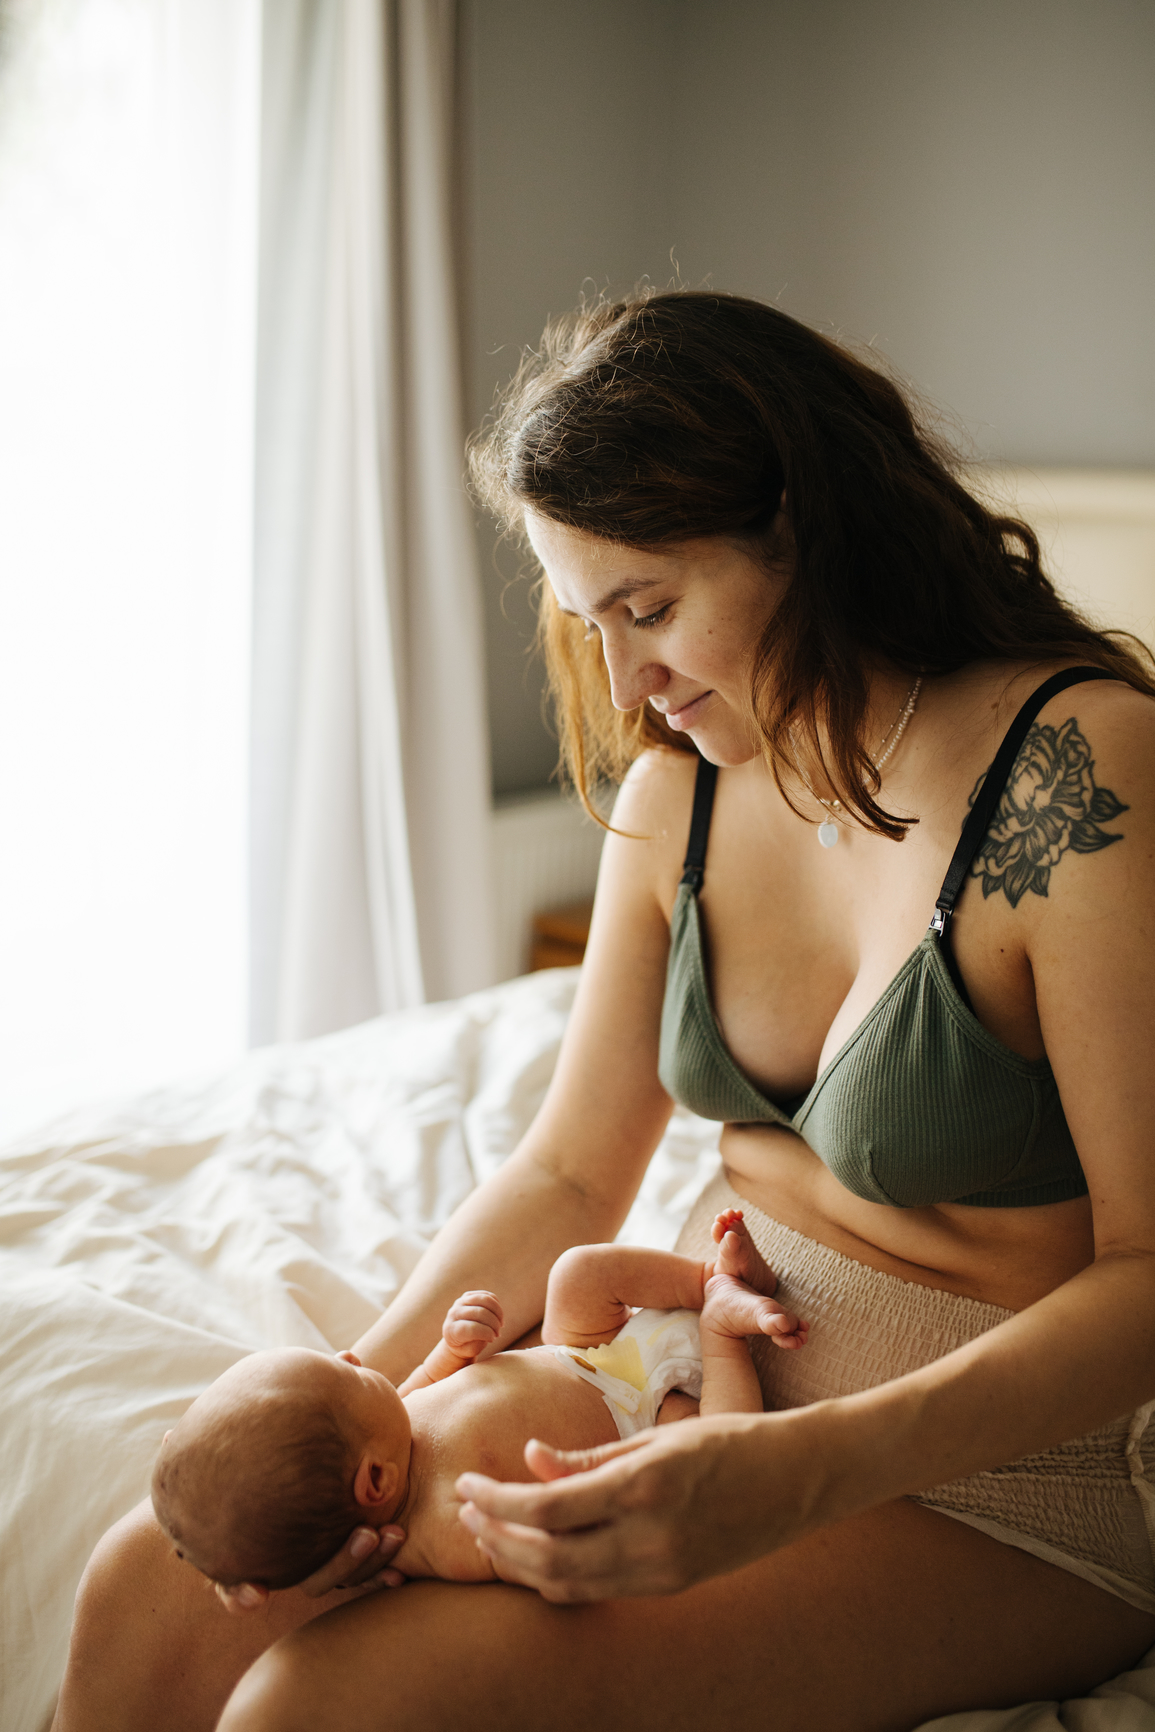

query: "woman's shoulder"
xmin=960 ymin=656 xmax=1155 ymax=724
xmin=612 ymin=746 xmax=700 ymax=830
xmin=994 ymin=661 xmax=1155 ymax=798
xmin=601 ymin=748 xmax=700 ymax=905
xmin=938 ymin=658 xmax=1155 ymax=773
xmin=970 ymin=660 xmax=1155 ymax=939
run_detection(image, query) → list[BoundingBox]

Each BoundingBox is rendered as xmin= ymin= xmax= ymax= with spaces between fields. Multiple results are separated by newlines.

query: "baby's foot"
xmin=710 ymin=1208 xmax=779 ymax=1297
xmin=702 ymin=1271 xmax=809 ymax=1351
xmin=442 ymin=1291 xmax=504 ymax=1361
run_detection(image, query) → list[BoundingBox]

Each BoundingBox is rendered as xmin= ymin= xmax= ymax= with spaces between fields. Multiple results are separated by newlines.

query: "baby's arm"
xmin=397 ymin=1291 xmax=503 ymax=1395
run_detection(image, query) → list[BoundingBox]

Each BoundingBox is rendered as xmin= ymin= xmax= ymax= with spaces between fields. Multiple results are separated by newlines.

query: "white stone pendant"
xmin=818 ymin=818 xmax=840 ymax=848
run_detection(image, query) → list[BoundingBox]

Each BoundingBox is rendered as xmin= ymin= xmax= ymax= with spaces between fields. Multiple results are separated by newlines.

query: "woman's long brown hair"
xmin=469 ymin=290 xmax=1154 ymax=837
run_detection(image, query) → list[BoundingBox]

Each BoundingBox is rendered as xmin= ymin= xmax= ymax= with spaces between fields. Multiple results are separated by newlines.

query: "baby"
xmin=151 ymin=1210 xmax=807 ymax=1592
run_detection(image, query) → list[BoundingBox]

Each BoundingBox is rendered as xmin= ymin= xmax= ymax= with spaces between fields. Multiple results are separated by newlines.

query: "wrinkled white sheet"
xmin=1 ymin=969 xmax=1152 ymax=1732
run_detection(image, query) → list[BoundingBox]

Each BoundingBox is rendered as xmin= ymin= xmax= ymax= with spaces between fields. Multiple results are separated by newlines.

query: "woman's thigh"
xmin=53 ymin=1501 xmax=352 ymax=1732
xmin=219 ymin=1501 xmax=1155 ymax=1732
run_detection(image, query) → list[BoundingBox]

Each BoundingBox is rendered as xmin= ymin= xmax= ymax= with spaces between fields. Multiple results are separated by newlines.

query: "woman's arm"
xmin=352 ymin=753 xmax=691 ymax=1385
xmin=276 ymin=754 xmax=699 ymax=1600
xmin=455 ymin=686 xmax=1155 ymax=1600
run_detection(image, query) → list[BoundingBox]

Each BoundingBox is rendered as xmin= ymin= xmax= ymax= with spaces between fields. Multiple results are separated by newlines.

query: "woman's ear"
xmin=353 ymin=1451 xmax=400 ymax=1510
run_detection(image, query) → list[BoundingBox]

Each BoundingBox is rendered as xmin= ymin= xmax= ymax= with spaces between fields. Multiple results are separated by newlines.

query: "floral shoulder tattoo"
xmin=969 ymin=715 xmax=1128 ymax=908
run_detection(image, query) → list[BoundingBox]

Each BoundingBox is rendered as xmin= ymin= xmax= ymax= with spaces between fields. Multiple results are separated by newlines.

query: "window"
xmin=0 ymin=0 xmax=259 ymax=1135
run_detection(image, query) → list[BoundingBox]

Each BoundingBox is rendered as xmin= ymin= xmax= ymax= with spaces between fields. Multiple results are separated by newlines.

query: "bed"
xmin=2 ymin=967 xmax=1153 ymax=1732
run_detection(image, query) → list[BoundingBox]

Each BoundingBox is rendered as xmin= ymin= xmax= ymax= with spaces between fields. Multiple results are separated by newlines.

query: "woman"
xmin=57 ymin=292 xmax=1155 ymax=1732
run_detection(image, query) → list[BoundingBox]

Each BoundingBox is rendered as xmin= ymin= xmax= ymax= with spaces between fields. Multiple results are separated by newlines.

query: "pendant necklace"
xmin=805 ymin=677 xmax=923 ymax=849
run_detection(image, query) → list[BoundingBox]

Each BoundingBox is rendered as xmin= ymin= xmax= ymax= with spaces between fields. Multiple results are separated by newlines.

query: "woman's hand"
xmin=456 ymin=1413 xmax=804 ymax=1603
xmin=212 ymin=1526 xmax=407 ymax=1615
xmin=299 ymin=1523 xmax=408 ymax=1598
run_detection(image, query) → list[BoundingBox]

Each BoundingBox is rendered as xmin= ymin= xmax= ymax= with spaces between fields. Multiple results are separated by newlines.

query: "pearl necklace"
xmin=803 ymin=677 xmax=923 ymax=848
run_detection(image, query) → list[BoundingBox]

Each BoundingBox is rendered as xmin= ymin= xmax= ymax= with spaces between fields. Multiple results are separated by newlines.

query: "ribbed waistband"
xmin=675 ymin=1169 xmax=1155 ymax=1617
xmin=676 ymin=1169 xmax=1013 ymax=1410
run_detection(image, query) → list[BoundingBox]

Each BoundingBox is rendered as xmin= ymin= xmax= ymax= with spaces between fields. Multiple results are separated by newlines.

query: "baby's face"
xmin=152 ymin=1347 xmax=412 ymax=1584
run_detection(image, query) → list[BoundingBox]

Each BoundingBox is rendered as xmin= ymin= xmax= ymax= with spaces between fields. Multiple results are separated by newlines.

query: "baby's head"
xmin=151 ymin=1348 xmax=410 ymax=1590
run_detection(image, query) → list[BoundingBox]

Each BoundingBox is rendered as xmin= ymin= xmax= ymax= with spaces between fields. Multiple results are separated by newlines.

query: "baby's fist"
xmin=442 ymin=1290 xmax=504 ymax=1360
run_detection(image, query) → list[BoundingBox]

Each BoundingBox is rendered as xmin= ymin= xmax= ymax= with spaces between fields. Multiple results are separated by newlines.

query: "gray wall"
xmin=462 ymin=0 xmax=1155 ymax=797
xmin=460 ymin=0 xmax=680 ymax=796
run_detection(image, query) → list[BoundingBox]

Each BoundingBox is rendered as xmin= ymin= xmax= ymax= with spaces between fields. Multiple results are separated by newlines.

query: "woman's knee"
xmin=72 ymin=1502 xmax=164 ymax=1638
xmin=217 ymin=1584 xmax=563 ymax=1732
xmin=54 ymin=1505 xmax=175 ymax=1730
xmin=217 ymin=1650 xmax=300 ymax=1732
xmin=217 ymin=1623 xmax=426 ymax=1732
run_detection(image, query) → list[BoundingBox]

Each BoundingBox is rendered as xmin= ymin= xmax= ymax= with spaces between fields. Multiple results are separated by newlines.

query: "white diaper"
xmin=554 ymin=1307 xmax=703 ymax=1439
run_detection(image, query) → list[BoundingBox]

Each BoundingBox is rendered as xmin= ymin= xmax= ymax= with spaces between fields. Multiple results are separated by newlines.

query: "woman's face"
xmin=525 ymin=512 xmax=787 ymax=767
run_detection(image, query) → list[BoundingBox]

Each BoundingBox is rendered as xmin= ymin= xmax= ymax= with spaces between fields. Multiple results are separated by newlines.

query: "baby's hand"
xmin=442 ymin=1291 xmax=504 ymax=1361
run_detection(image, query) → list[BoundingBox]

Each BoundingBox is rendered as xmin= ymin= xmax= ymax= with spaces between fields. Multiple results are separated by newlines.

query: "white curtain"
xmin=251 ymin=0 xmax=495 ymax=1043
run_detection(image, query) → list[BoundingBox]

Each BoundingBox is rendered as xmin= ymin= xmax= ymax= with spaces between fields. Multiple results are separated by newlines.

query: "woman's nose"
xmin=601 ymin=634 xmax=668 ymax=712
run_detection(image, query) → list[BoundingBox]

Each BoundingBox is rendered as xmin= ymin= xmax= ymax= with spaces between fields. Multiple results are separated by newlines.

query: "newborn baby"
xmin=151 ymin=1210 xmax=806 ymax=1593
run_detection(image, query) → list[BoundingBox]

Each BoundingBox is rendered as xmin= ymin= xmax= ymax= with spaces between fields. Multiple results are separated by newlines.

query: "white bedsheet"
xmin=1 ymin=968 xmax=1152 ymax=1732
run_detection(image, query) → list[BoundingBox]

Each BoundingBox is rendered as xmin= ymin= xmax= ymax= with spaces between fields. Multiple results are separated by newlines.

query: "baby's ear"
xmin=354 ymin=1452 xmax=400 ymax=1510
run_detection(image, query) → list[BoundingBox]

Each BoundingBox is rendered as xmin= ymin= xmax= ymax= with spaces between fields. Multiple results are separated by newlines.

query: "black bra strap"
xmin=681 ymin=756 xmax=719 ymax=891
xmin=931 ymin=666 xmax=1117 ymax=934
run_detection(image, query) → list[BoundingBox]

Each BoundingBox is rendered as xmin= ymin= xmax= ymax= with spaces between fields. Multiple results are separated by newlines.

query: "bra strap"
xmin=680 ymin=756 xmax=719 ymax=891
xmin=931 ymin=666 xmax=1118 ymax=935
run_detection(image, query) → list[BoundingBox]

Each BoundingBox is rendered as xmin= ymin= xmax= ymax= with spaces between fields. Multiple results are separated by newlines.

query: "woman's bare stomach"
xmin=719 ymin=1123 xmax=1095 ymax=1312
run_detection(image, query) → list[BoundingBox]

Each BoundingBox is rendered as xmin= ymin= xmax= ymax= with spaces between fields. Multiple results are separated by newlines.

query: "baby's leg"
xmin=698 ymin=1285 xmax=774 ymax=1417
xmin=709 ymin=1207 xmax=778 ymax=1292
xmin=699 ymin=1214 xmax=808 ymax=1416
xmin=655 ymin=1389 xmax=700 ymax=1424
xmin=542 ymin=1244 xmax=709 ymax=1348
xmin=709 ymin=1210 xmax=807 ymax=1345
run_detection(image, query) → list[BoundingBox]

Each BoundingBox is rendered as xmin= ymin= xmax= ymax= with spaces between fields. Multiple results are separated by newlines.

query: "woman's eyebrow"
xmin=558 ymin=577 xmax=663 ymax=617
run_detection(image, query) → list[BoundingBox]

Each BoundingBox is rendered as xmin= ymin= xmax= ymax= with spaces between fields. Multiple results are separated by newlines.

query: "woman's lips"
xmin=664 ymin=691 xmax=713 ymax=731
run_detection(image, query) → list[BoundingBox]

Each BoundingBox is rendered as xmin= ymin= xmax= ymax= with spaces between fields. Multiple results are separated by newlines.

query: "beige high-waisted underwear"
xmin=677 ymin=1171 xmax=1155 ymax=1616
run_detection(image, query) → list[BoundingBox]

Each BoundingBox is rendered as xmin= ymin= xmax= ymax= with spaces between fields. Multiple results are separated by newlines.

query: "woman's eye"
xmin=634 ymin=605 xmax=671 ymax=630
xmin=582 ymin=620 xmax=598 ymax=641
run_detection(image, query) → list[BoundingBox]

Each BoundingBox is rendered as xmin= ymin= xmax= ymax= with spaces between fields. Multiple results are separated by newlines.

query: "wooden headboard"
xmin=977 ymin=468 xmax=1155 ymax=654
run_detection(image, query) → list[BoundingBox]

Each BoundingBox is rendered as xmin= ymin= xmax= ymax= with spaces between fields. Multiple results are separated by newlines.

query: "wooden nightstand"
xmin=530 ymin=897 xmax=594 ymax=971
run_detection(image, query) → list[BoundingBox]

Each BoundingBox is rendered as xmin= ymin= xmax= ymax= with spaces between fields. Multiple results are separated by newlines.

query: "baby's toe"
xmin=710 ymin=1208 xmax=745 ymax=1245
